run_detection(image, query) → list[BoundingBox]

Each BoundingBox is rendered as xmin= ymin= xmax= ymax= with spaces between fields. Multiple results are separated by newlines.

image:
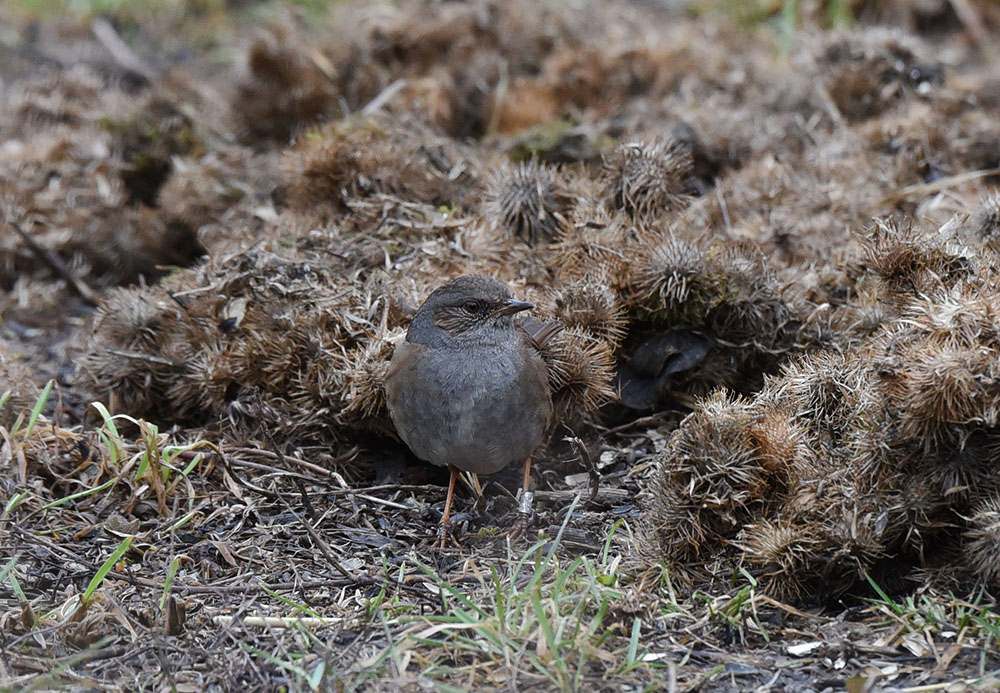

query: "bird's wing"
xmin=515 ymin=315 xmax=564 ymax=350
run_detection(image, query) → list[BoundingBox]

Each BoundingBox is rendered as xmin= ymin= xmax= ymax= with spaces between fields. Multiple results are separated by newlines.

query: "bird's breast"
xmin=386 ymin=339 xmax=551 ymax=475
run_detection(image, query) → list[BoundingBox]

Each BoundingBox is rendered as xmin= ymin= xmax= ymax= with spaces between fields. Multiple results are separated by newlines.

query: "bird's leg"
xmin=436 ymin=466 xmax=459 ymax=549
xmin=508 ymin=457 xmax=534 ymax=540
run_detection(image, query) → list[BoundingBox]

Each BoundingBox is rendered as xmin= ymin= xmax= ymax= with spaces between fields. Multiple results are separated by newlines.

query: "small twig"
xmin=600 ymin=413 xmax=671 ymax=438
xmin=228 ymin=446 xmax=358 ymax=481
xmin=213 ymin=615 xmax=331 ymax=628
xmin=459 ymin=470 xmax=484 ymax=499
xmin=15 ymin=639 xmax=126 ymax=690
xmin=282 ymin=498 xmax=358 ymax=581
xmin=8 ymin=221 xmax=98 ymax=306
xmin=814 ymin=81 xmax=846 ymax=128
xmin=354 ymin=493 xmax=411 ymax=510
xmin=293 ymin=477 xmax=316 ymax=519
xmin=106 ymin=349 xmax=183 ymax=368
xmin=118 ymin=577 xmax=353 ymax=595
xmin=306 ymin=48 xmax=337 ymax=82
xmin=219 ymin=457 xmax=282 ymax=501
xmin=758 ymin=595 xmax=831 ymax=621
xmin=200 ymin=453 xmax=324 ymax=484
xmin=535 ymin=487 xmax=630 ymax=504
xmin=879 ymin=167 xmax=1000 ymax=205
xmin=949 ymin=0 xmax=989 ymax=48
xmin=361 ymin=78 xmax=408 ymax=116
xmin=91 ymin=17 xmax=158 ymax=83
xmin=897 ymin=679 xmax=990 ymax=693
xmin=111 ymin=573 xmax=429 ymax=598
xmin=715 ymin=184 xmax=732 ymax=235
xmin=564 ymin=435 xmax=600 ymax=503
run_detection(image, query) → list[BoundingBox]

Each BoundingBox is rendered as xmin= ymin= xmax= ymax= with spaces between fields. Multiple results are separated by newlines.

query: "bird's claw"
xmin=507 ymin=512 xmax=532 ymax=540
xmin=435 ymin=519 xmax=458 ymax=550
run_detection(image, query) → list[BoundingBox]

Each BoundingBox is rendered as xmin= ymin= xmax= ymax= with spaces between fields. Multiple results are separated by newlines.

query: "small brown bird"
xmin=385 ymin=275 xmax=558 ymax=547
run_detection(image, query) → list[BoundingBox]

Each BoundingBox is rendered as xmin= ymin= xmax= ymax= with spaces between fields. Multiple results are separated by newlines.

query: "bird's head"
xmin=409 ymin=275 xmax=534 ymax=344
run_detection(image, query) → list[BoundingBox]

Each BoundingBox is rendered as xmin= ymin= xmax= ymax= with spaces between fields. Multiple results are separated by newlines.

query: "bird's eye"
xmin=463 ymin=300 xmax=481 ymax=314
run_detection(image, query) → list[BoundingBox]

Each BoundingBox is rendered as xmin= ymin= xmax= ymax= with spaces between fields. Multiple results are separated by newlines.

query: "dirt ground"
xmin=2 ymin=0 xmax=1000 ymax=690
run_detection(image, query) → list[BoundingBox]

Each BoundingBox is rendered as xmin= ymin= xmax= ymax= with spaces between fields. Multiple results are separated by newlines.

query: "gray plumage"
xmin=386 ymin=275 xmax=555 ymax=475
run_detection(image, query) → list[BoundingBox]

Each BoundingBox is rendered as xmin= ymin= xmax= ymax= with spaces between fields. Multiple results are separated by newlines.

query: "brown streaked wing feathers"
xmin=515 ymin=315 xmax=564 ymax=349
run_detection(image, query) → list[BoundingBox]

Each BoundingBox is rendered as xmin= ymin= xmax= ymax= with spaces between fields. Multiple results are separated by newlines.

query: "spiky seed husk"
xmin=834 ymin=289 xmax=888 ymax=338
xmin=82 ymin=286 xmax=186 ymax=417
xmin=157 ymin=148 xmax=275 ymax=237
xmin=233 ymin=28 xmax=341 ymax=144
xmin=548 ymin=207 xmax=634 ymax=283
xmin=340 ymin=330 xmax=403 ymax=434
xmin=965 ymin=496 xmax=1000 ymax=586
xmin=902 ymin=287 xmax=1000 ymax=350
xmin=746 ymin=408 xmax=804 ymax=475
xmin=643 ymin=476 xmax=712 ymax=565
xmin=976 ymin=193 xmax=1000 ymax=251
xmin=547 ymin=276 xmax=627 ymax=347
xmin=863 ymin=219 xmax=974 ymax=297
xmin=283 ymin=117 xmax=472 ymax=214
xmin=82 ymin=252 xmax=367 ymax=446
xmin=646 ymin=390 xmax=777 ymax=563
xmin=738 ymin=518 xmax=822 ymax=602
xmin=537 ymin=326 xmax=617 ymax=428
xmin=778 ymin=351 xmax=878 ymax=435
xmin=165 ymin=342 xmax=241 ymax=420
xmin=483 ymin=159 xmax=569 ymax=245
xmin=94 ymin=286 xmax=180 ymax=351
xmin=602 ymin=139 xmax=693 ymax=223
xmin=705 ymin=243 xmax=799 ymax=350
xmin=628 ymin=233 xmax=717 ymax=323
xmin=894 ymin=346 xmax=992 ymax=449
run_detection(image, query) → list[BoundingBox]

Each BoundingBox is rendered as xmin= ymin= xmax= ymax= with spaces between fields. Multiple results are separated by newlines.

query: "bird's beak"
xmin=492 ymin=299 xmax=534 ymax=317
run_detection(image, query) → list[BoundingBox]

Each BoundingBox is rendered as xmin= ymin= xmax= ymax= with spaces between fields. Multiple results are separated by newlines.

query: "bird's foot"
xmin=507 ymin=512 xmax=532 ymax=540
xmin=434 ymin=519 xmax=459 ymax=550
xmin=507 ymin=490 xmax=535 ymax=541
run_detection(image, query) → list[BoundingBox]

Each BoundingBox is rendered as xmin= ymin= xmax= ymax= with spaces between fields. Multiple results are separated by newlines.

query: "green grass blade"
xmin=179 ymin=452 xmax=202 ymax=476
xmin=41 ymin=478 xmax=116 ymax=510
xmin=600 ymin=519 xmax=622 ymax=567
xmin=308 ymin=659 xmax=326 ymax=690
xmin=261 ymin=583 xmax=325 ymax=621
xmin=864 ymin=572 xmax=903 ymax=616
xmin=83 ymin=536 xmax=133 ymax=602
xmin=242 ymin=642 xmax=310 ymax=679
xmin=90 ymin=401 xmax=123 ymax=465
xmin=159 ymin=557 xmax=181 ymax=611
xmin=529 ymin=588 xmax=557 ymax=662
xmin=778 ymin=0 xmax=798 ymax=57
xmin=413 ymin=560 xmax=491 ymax=619
xmin=0 ymin=554 xmax=27 ymax=601
xmin=3 ymin=490 xmax=32 ymax=517
xmin=166 ymin=510 xmax=198 ymax=533
xmin=524 ymin=494 xmax=581 ymax=594
xmin=20 ymin=379 xmax=54 ymax=437
xmin=627 ymin=617 xmax=641 ymax=666
xmin=973 ymin=612 xmax=1000 ymax=640
xmin=8 ymin=570 xmax=28 ymax=602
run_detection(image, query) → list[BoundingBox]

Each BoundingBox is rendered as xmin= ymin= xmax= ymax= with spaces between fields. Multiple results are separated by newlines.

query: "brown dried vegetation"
xmin=644 ymin=213 xmax=1000 ymax=597
xmin=4 ymin=0 xmax=1000 ymax=689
